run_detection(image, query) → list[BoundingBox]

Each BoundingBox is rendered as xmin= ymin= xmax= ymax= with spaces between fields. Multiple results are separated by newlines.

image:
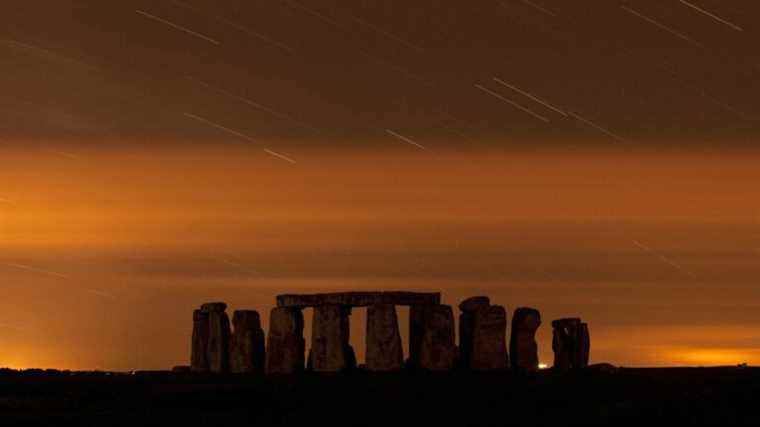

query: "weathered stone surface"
xmin=201 ymin=302 xmax=227 ymax=313
xmin=230 ymin=310 xmax=266 ymax=374
xmin=191 ymin=309 xmax=210 ymax=372
xmin=277 ymin=291 xmax=440 ymax=308
xmin=458 ymin=297 xmax=508 ymax=371
xmin=458 ymin=296 xmax=490 ymax=312
xmin=552 ymin=318 xmax=581 ymax=371
xmin=470 ymin=305 xmax=508 ymax=371
xmin=366 ymin=304 xmax=403 ymax=371
xmin=510 ymin=307 xmax=541 ymax=372
xmin=309 ymin=305 xmax=355 ymax=372
xmin=419 ymin=305 xmax=457 ymax=371
xmin=265 ymin=307 xmax=305 ymax=375
xmin=207 ymin=308 xmax=231 ymax=373
xmin=190 ymin=303 xmax=231 ymax=373
xmin=458 ymin=296 xmax=495 ymax=369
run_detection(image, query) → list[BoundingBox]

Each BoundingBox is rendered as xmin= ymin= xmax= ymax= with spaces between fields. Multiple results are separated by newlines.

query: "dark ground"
xmin=1 ymin=367 xmax=758 ymax=426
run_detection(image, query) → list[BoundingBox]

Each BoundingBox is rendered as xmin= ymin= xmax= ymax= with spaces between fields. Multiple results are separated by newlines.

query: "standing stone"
xmin=470 ymin=305 xmax=508 ymax=371
xmin=458 ymin=296 xmax=490 ymax=312
xmin=266 ymin=307 xmax=305 ymax=374
xmin=366 ymin=304 xmax=404 ymax=371
xmin=419 ymin=304 xmax=457 ymax=371
xmin=510 ymin=307 xmax=541 ymax=372
xmin=459 ymin=312 xmax=475 ymax=368
xmin=578 ymin=322 xmax=590 ymax=368
xmin=191 ymin=309 xmax=210 ymax=372
xmin=229 ymin=310 xmax=266 ymax=374
xmin=310 ymin=305 xmax=355 ymax=372
xmin=204 ymin=303 xmax=231 ymax=373
xmin=408 ymin=305 xmax=426 ymax=368
xmin=552 ymin=318 xmax=581 ymax=371
xmin=458 ymin=296 xmax=492 ymax=369
xmin=201 ymin=302 xmax=228 ymax=313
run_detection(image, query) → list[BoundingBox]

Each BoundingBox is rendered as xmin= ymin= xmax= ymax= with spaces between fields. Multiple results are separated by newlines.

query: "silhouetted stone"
xmin=366 ymin=304 xmax=403 ymax=371
xmin=578 ymin=322 xmax=590 ymax=368
xmin=458 ymin=311 xmax=475 ymax=368
xmin=277 ymin=291 xmax=440 ymax=308
xmin=201 ymin=302 xmax=227 ymax=313
xmin=310 ymin=305 xmax=355 ymax=372
xmin=266 ymin=307 xmax=305 ymax=375
xmin=419 ymin=304 xmax=457 ymax=371
xmin=510 ymin=307 xmax=541 ymax=372
xmin=346 ymin=344 xmax=357 ymax=370
xmin=230 ymin=310 xmax=266 ymax=374
xmin=470 ymin=305 xmax=508 ymax=371
xmin=191 ymin=309 xmax=210 ymax=372
xmin=458 ymin=296 xmax=490 ymax=312
xmin=408 ymin=305 xmax=427 ymax=368
xmin=552 ymin=318 xmax=581 ymax=371
xmin=457 ymin=296 xmax=492 ymax=369
xmin=206 ymin=306 xmax=231 ymax=373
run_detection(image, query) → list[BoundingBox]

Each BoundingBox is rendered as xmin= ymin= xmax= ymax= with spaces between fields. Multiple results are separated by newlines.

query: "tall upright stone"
xmin=419 ymin=304 xmax=457 ymax=371
xmin=510 ymin=307 xmax=541 ymax=372
xmin=366 ymin=304 xmax=403 ymax=371
xmin=408 ymin=305 xmax=426 ymax=368
xmin=309 ymin=305 xmax=355 ymax=372
xmin=266 ymin=307 xmax=305 ymax=374
xmin=203 ymin=302 xmax=231 ymax=373
xmin=229 ymin=310 xmax=266 ymax=374
xmin=470 ymin=305 xmax=508 ymax=370
xmin=458 ymin=296 xmax=491 ymax=369
xmin=552 ymin=318 xmax=581 ymax=371
xmin=191 ymin=309 xmax=210 ymax=372
xmin=578 ymin=322 xmax=590 ymax=368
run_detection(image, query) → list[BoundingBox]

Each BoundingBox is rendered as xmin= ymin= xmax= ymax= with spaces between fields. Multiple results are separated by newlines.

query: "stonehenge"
xmin=191 ymin=303 xmax=231 ymax=373
xmin=418 ymin=304 xmax=458 ymax=371
xmin=265 ymin=307 xmax=306 ymax=374
xmin=579 ymin=322 xmax=590 ymax=368
xmin=189 ymin=292 xmax=590 ymax=375
xmin=510 ymin=307 xmax=541 ymax=372
xmin=366 ymin=304 xmax=404 ymax=371
xmin=229 ymin=310 xmax=266 ymax=373
xmin=309 ymin=305 xmax=355 ymax=372
xmin=458 ymin=297 xmax=508 ymax=371
xmin=551 ymin=318 xmax=590 ymax=370
xmin=470 ymin=305 xmax=508 ymax=370
xmin=190 ymin=310 xmax=210 ymax=372
xmin=277 ymin=291 xmax=440 ymax=308
xmin=457 ymin=296 xmax=490 ymax=369
xmin=408 ymin=305 xmax=426 ymax=368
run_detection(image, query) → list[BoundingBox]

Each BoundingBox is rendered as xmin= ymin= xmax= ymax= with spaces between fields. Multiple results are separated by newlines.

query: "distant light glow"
xmin=538 ymin=363 xmax=548 ymax=369
xmin=671 ymin=349 xmax=754 ymax=366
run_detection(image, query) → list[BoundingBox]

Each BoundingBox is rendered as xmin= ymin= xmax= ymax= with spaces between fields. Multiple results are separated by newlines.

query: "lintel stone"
xmin=277 ymin=291 xmax=440 ymax=308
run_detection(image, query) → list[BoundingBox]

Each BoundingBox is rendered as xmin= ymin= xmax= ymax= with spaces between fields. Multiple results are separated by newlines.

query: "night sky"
xmin=1 ymin=1 xmax=759 ymax=370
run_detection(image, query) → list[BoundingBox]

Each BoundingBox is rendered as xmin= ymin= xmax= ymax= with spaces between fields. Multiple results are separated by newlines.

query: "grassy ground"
xmin=1 ymin=367 xmax=758 ymax=425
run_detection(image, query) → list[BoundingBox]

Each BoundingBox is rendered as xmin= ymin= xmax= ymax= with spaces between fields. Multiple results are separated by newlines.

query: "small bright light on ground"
xmin=538 ymin=363 xmax=548 ymax=369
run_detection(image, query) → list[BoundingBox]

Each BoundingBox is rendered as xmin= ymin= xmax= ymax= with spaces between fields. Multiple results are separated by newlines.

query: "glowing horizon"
xmin=2 ymin=145 xmax=760 ymax=370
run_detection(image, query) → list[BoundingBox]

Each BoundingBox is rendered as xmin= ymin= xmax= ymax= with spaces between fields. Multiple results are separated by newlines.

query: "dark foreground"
xmin=1 ymin=367 xmax=758 ymax=426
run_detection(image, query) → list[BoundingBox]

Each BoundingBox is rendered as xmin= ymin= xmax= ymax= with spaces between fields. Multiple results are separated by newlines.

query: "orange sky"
xmin=2 ymin=0 xmax=759 ymax=372
xmin=2 ymin=143 xmax=759 ymax=370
